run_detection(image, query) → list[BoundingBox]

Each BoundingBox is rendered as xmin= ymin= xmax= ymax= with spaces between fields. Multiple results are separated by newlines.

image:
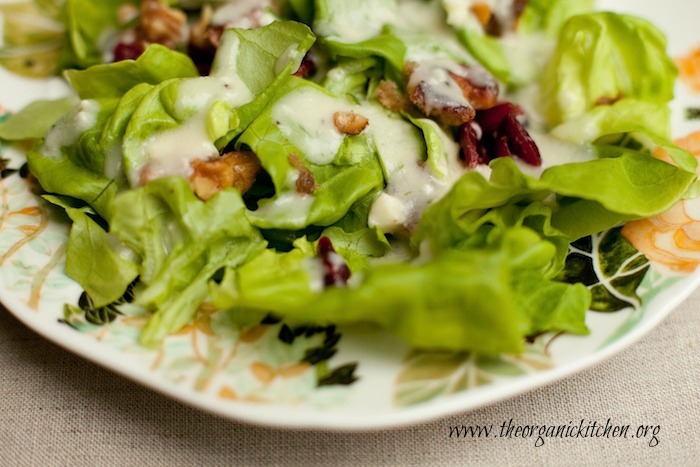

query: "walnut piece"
xmin=375 ymin=80 xmax=407 ymax=113
xmin=333 ymin=111 xmax=369 ymax=135
xmin=137 ymin=0 xmax=187 ymax=49
xmin=405 ymin=60 xmax=498 ymax=126
xmin=189 ymin=151 xmax=262 ymax=201
xmin=288 ymin=152 xmax=317 ymax=195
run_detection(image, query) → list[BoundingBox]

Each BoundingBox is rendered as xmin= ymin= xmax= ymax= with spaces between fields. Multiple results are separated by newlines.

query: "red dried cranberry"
xmin=475 ymin=102 xmax=523 ymax=134
xmin=461 ymin=102 xmax=541 ymax=167
xmin=502 ymin=113 xmax=541 ymax=166
xmin=113 ymin=41 xmax=145 ymax=62
xmin=294 ymin=54 xmax=316 ymax=78
xmin=459 ymin=123 xmax=486 ymax=168
xmin=317 ymin=237 xmax=351 ymax=287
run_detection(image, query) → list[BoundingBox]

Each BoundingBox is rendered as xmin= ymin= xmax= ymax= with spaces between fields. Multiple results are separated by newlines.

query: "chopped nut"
xmin=595 ymin=93 xmax=623 ymax=106
xmin=470 ymin=3 xmax=492 ymax=27
xmin=405 ymin=60 xmax=499 ymax=126
xmin=409 ymin=82 xmax=476 ymax=126
xmin=137 ymin=0 xmax=187 ymax=49
xmin=333 ymin=111 xmax=369 ymax=135
xmin=117 ymin=3 xmax=140 ymax=26
xmin=483 ymin=0 xmax=528 ymax=36
xmin=448 ymin=67 xmax=499 ymax=110
xmin=288 ymin=152 xmax=317 ymax=195
xmin=189 ymin=151 xmax=262 ymax=201
xmin=375 ymin=80 xmax=407 ymax=113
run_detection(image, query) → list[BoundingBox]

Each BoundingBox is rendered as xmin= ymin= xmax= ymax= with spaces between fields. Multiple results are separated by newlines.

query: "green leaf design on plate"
xmin=558 ymin=228 xmax=649 ymax=312
xmin=394 ymin=339 xmax=553 ymax=407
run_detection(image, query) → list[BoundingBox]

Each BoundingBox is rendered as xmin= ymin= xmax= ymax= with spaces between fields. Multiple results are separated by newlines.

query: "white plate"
xmin=1 ymin=0 xmax=700 ymax=429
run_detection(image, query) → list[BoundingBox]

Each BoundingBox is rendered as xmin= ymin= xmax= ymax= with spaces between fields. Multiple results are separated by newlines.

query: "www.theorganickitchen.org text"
xmin=448 ymin=419 xmax=660 ymax=447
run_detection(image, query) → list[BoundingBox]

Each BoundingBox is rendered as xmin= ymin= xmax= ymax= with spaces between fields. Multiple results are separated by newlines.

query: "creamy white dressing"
xmin=512 ymin=132 xmax=597 ymax=178
xmin=408 ymin=59 xmax=473 ymax=111
xmin=442 ymin=0 xmax=518 ymax=32
xmin=254 ymin=192 xmax=315 ymax=224
xmin=133 ymin=38 xmax=254 ymax=186
xmin=392 ymin=0 xmax=471 ymax=62
xmin=43 ymin=100 xmax=100 ymax=159
xmin=212 ymin=0 xmax=275 ymax=28
xmin=304 ymin=257 xmax=327 ymax=293
xmin=140 ymin=117 xmax=218 ymax=183
xmin=314 ymin=1 xmax=398 ymax=43
xmin=274 ymin=43 xmax=302 ymax=75
xmin=271 ymin=86 xmax=351 ymax=165
xmin=268 ymin=83 xmax=467 ymax=230
xmin=104 ymin=145 xmax=123 ymax=180
xmin=368 ymin=193 xmax=409 ymax=234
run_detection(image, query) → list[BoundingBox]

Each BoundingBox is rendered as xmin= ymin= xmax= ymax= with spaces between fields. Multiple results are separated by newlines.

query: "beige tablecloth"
xmin=1 ymin=289 xmax=699 ymax=466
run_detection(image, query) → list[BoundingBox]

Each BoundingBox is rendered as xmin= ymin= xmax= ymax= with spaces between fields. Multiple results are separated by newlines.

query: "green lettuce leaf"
xmin=0 ymin=96 xmax=79 ymax=141
xmin=519 ymin=0 xmax=595 ymax=36
xmin=416 ymin=155 xmax=696 ymax=249
xmin=213 ymin=228 xmax=589 ymax=354
xmin=64 ymin=45 xmax=199 ymax=99
xmin=107 ymin=177 xmax=266 ymax=346
xmin=443 ymin=0 xmax=593 ymax=86
xmin=541 ymin=12 xmax=677 ymax=127
xmin=64 ymin=0 xmax=128 ymax=68
xmin=238 ymin=78 xmax=385 ymax=229
xmin=213 ymin=20 xmax=316 ymax=147
xmin=64 ymin=206 xmax=139 ymax=307
xmin=27 ymin=98 xmax=121 ymax=217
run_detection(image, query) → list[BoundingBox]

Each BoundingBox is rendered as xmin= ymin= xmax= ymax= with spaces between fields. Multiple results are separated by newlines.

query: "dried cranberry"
xmin=494 ymin=135 xmax=512 ymax=158
xmin=458 ymin=102 xmax=541 ymax=167
xmin=113 ymin=41 xmax=145 ymax=61
xmin=294 ymin=54 xmax=316 ymax=78
xmin=502 ymin=113 xmax=541 ymax=166
xmin=475 ymin=102 xmax=523 ymax=134
xmin=317 ymin=237 xmax=351 ymax=287
xmin=459 ymin=123 xmax=486 ymax=168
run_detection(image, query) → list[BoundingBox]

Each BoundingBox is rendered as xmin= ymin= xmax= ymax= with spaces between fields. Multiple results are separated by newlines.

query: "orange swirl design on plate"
xmin=677 ymin=47 xmax=700 ymax=93
xmin=622 ymin=132 xmax=700 ymax=273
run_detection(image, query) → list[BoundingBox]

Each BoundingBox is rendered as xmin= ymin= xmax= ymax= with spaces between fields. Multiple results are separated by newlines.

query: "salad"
xmin=0 ymin=0 xmax=696 ymax=356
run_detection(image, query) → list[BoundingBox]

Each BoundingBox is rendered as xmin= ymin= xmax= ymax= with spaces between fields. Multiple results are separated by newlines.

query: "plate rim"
xmin=1 ymin=269 xmax=699 ymax=430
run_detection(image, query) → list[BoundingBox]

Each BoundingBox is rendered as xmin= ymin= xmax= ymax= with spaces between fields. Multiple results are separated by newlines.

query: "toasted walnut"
xmin=137 ymin=0 xmax=187 ymax=49
xmin=404 ymin=59 xmax=498 ymax=126
xmin=405 ymin=60 xmax=499 ymax=126
xmin=189 ymin=151 xmax=262 ymax=201
xmin=470 ymin=2 xmax=492 ymax=27
xmin=448 ymin=68 xmax=499 ymax=110
xmin=288 ymin=152 xmax=317 ymax=195
xmin=482 ymin=0 xmax=528 ymax=36
xmin=333 ymin=111 xmax=369 ymax=135
xmin=117 ymin=3 xmax=140 ymax=26
xmin=595 ymin=93 xmax=623 ymax=106
xmin=375 ymin=80 xmax=407 ymax=113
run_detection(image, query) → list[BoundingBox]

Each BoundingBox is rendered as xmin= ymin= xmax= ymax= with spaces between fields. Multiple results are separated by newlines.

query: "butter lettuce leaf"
xmin=107 ymin=177 xmax=266 ymax=346
xmin=444 ymin=0 xmax=593 ymax=85
xmin=64 ymin=0 xmax=127 ymax=68
xmin=0 ymin=96 xmax=79 ymax=142
xmin=213 ymin=227 xmax=589 ymax=354
xmin=64 ymin=45 xmax=199 ymax=99
xmin=238 ymin=79 xmax=385 ymax=230
xmin=416 ymin=155 xmax=696 ymax=249
xmin=27 ymin=98 xmax=121 ymax=217
xmin=541 ymin=12 xmax=677 ymax=127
